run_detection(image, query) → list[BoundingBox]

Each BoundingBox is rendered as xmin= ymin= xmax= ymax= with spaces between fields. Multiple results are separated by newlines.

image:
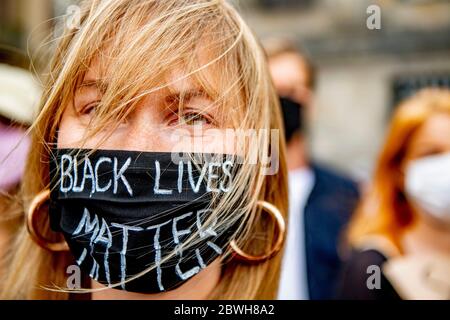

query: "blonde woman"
xmin=338 ymin=89 xmax=450 ymax=300
xmin=0 ymin=0 xmax=288 ymax=300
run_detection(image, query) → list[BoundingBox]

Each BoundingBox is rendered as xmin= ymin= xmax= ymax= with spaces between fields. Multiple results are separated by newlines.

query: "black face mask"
xmin=279 ymin=97 xmax=303 ymax=142
xmin=49 ymin=148 xmax=239 ymax=293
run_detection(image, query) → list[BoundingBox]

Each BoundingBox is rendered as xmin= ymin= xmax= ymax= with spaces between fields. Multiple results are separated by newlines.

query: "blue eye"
xmin=180 ymin=112 xmax=212 ymax=126
xmin=81 ymin=101 xmax=99 ymax=115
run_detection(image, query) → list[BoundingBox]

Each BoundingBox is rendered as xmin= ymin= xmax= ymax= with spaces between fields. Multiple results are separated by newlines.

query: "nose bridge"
xmin=123 ymin=93 xmax=173 ymax=152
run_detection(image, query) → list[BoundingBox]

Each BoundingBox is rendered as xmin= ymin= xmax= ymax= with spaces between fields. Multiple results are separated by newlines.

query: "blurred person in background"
xmin=265 ymin=39 xmax=360 ymax=300
xmin=0 ymin=48 xmax=40 ymax=262
xmin=338 ymin=88 xmax=450 ymax=300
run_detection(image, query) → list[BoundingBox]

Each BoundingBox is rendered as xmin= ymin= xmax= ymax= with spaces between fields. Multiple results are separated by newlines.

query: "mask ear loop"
xmin=230 ymin=200 xmax=286 ymax=263
xmin=26 ymin=189 xmax=69 ymax=252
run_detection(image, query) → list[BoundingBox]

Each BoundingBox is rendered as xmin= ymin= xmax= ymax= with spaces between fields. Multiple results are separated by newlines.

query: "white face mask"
xmin=405 ymin=152 xmax=450 ymax=226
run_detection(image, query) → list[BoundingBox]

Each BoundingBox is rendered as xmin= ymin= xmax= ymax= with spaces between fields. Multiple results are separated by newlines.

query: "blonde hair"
xmin=1 ymin=0 xmax=288 ymax=299
xmin=347 ymin=88 xmax=450 ymax=253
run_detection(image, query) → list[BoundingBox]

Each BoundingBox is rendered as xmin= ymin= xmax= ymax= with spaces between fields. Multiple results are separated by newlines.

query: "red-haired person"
xmin=338 ymin=88 xmax=450 ymax=300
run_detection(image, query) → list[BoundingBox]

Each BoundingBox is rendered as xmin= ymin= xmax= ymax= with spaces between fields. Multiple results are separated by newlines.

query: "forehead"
xmin=81 ymin=61 xmax=207 ymax=96
xmin=409 ymin=112 xmax=450 ymax=148
xmin=71 ymin=39 xmax=244 ymax=128
xmin=81 ymin=44 xmax=224 ymax=95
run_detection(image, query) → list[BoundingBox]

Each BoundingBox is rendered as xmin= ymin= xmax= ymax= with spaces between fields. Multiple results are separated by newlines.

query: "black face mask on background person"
xmin=49 ymin=148 xmax=240 ymax=293
xmin=280 ymin=97 xmax=304 ymax=142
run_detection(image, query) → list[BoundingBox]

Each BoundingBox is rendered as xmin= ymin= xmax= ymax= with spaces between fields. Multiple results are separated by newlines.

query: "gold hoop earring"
xmin=230 ymin=200 xmax=286 ymax=263
xmin=27 ymin=189 xmax=69 ymax=252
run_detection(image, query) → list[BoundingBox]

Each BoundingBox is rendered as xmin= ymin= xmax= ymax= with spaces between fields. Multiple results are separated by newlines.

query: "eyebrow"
xmin=76 ymin=79 xmax=108 ymax=93
xmin=75 ymin=79 xmax=212 ymax=104
xmin=165 ymin=88 xmax=210 ymax=103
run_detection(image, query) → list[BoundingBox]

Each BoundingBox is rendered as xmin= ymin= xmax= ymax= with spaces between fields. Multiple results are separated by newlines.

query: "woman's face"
xmin=402 ymin=112 xmax=450 ymax=165
xmin=56 ymin=57 xmax=240 ymax=299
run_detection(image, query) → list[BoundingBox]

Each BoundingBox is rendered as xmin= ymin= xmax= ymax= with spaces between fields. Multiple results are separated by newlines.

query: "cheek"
xmin=169 ymin=129 xmax=237 ymax=155
xmin=57 ymin=107 xmax=86 ymax=148
xmin=57 ymin=106 xmax=117 ymax=149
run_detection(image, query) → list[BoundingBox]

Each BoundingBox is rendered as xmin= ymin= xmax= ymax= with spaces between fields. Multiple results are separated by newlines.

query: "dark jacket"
xmin=304 ymin=163 xmax=360 ymax=299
